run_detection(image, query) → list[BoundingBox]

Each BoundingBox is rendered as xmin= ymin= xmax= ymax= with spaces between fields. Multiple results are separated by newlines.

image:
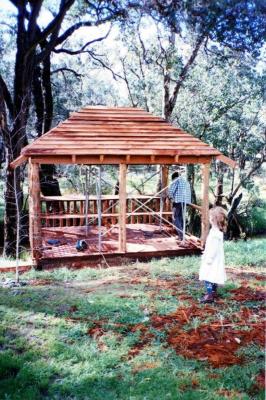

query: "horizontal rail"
xmin=41 ymin=195 xmax=160 ymax=201
xmin=41 ymin=211 xmax=173 ymax=219
xmin=40 ymin=195 xmax=201 ymax=228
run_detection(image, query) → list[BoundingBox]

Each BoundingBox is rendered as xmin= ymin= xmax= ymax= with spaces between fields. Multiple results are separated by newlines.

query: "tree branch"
xmin=89 ymin=52 xmax=124 ymax=81
xmin=198 ymin=94 xmax=255 ymax=139
xmin=55 ymin=12 xmax=123 ymax=48
xmin=28 ymin=0 xmax=43 ymax=41
xmin=8 ymin=0 xmax=19 ymax=8
xmin=166 ymin=33 xmax=206 ymax=116
xmin=121 ymin=58 xmax=137 ymax=107
xmin=51 ymin=68 xmax=83 ymax=78
xmin=53 ymin=25 xmax=112 ymax=55
xmin=38 ymin=0 xmax=75 ymax=43
xmin=0 ymin=74 xmax=14 ymax=118
xmin=229 ymin=148 xmax=266 ymax=201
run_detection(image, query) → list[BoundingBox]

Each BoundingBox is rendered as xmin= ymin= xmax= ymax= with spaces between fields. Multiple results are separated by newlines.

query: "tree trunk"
xmin=215 ymin=174 xmax=224 ymax=206
xmin=215 ymin=163 xmax=224 ymax=206
xmin=33 ymin=54 xmax=61 ymax=198
xmin=3 ymin=152 xmax=24 ymax=256
xmin=187 ymin=164 xmax=200 ymax=235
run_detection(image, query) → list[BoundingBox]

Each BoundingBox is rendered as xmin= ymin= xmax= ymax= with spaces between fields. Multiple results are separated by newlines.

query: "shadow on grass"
xmin=0 ymin=283 xmax=150 ymax=326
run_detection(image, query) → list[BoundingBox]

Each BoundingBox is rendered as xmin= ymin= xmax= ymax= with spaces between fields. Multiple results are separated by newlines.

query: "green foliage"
xmin=238 ymin=199 xmax=266 ymax=236
xmin=155 ymin=0 xmax=266 ymax=57
xmin=224 ymin=238 xmax=266 ymax=268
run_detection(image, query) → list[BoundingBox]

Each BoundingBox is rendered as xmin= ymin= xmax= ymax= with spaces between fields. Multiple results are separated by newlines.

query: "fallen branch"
xmin=210 ymin=322 xmax=264 ymax=328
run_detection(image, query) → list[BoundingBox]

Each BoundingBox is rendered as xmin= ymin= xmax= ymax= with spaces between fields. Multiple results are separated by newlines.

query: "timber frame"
xmin=10 ymin=106 xmax=236 ymax=268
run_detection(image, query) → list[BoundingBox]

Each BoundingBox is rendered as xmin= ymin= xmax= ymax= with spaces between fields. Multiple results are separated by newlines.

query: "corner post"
xmin=161 ymin=165 xmax=168 ymax=196
xmin=201 ymin=163 xmax=210 ymax=245
xmin=28 ymin=159 xmax=42 ymax=267
xmin=119 ymin=163 xmax=127 ymax=253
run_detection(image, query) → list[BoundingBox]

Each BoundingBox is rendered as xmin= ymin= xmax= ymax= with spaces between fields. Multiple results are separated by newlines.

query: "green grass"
xmin=0 ymin=251 xmax=32 ymax=266
xmin=225 ymin=238 xmax=266 ymax=269
xmin=0 ymin=238 xmax=265 ymax=399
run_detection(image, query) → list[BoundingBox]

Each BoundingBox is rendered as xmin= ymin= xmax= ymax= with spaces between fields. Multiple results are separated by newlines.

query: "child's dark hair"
xmin=210 ymin=206 xmax=228 ymax=232
xmin=171 ymin=171 xmax=179 ymax=180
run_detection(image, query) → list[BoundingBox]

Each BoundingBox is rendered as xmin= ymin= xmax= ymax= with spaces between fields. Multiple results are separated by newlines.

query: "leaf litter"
xmin=67 ymin=267 xmax=265 ymax=368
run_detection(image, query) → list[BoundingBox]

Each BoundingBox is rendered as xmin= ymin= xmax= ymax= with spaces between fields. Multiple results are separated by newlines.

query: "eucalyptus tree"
xmin=139 ymin=0 xmax=266 ymax=119
xmin=110 ymin=0 xmax=265 ymax=233
xmin=0 ymin=0 xmax=140 ymax=256
xmin=173 ymin=53 xmax=265 ymax=199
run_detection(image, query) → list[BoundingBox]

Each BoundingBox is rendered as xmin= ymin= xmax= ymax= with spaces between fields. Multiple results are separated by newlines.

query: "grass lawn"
xmin=0 ymin=238 xmax=265 ymax=400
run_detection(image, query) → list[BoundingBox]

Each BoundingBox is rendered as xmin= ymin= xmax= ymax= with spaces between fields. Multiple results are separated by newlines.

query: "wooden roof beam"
xmin=27 ymin=154 xmax=213 ymax=165
xmin=9 ymin=155 xmax=28 ymax=169
xmin=216 ymin=154 xmax=237 ymax=169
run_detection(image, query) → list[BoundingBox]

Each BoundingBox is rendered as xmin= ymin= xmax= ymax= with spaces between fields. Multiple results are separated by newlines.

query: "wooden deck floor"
xmin=40 ymin=224 xmax=202 ymax=268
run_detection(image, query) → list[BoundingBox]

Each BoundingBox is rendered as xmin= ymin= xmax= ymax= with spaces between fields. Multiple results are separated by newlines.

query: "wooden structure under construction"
xmin=11 ymin=106 xmax=235 ymax=268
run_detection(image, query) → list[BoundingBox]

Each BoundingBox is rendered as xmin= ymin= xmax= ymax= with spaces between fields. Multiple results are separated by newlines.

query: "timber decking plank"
xmin=40 ymin=223 xmax=201 ymax=263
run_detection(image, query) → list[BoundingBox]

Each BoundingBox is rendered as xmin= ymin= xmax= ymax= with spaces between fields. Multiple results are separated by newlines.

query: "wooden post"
xmin=201 ymin=163 xmax=210 ymax=245
xmin=161 ymin=165 xmax=168 ymax=199
xmin=28 ymin=159 xmax=42 ymax=266
xmin=119 ymin=163 xmax=127 ymax=253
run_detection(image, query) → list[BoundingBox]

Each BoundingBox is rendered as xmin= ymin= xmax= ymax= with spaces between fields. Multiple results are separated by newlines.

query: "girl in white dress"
xmin=199 ymin=207 xmax=228 ymax=303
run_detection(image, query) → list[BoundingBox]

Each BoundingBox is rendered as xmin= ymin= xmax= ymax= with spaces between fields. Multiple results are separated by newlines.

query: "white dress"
xmin=199 ymin=226 xmax=226 ymax=285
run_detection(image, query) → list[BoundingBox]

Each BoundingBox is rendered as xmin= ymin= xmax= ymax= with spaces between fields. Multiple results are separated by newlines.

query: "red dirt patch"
xmin=168 ymin=321 xmax=265 ymax=367
xmin=132 ymin=361 xmax=160 ymax=373
xmin=150 ymin=303 xmax=265 ymax=368
xmin=151 ymin=304 xmax=216 ymax=329
xmin=87 ymin=325 xmax=105 ymax=339
xmin=127 ymin=323 xmax=154 ymax=359
xmin=256 ymin=370 xmax=265 ymax=389
xmin=179 ymin=378 xmax=199 ymax=391
xmin=69 ymin=305 xmax=78 ymax=313
xmin=254 ymin=275 xmax=265 ymax=282
xmin=217 ymin=389 xmax=244 ymax=398
xmin=86 ymin=320 xmax=154 ymax=358
xmin=65 ymin=275 xmax=265 ymax=368
xmin=230 ymin=287 xmax=265 ymax=302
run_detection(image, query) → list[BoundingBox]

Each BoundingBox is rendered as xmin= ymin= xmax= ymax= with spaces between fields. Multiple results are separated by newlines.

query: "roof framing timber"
xmin=9 ymin=106 xmax=236 ymax=169
xmin=27 ymin=154 xmax=213 ymax=165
